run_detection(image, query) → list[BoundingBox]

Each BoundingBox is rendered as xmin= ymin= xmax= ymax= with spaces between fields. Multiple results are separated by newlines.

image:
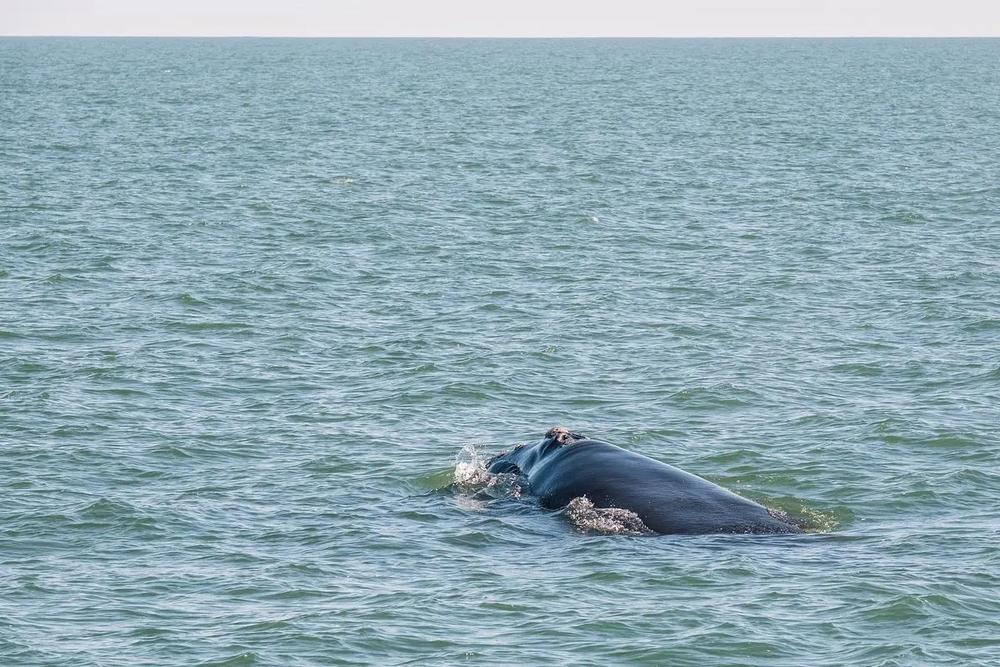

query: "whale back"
xmin=523 ymin=439 xmax=800 ymax=535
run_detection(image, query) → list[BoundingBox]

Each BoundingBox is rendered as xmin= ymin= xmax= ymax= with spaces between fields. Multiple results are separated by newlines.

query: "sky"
xmin=2 ymin=0 xmax=999 ymax=37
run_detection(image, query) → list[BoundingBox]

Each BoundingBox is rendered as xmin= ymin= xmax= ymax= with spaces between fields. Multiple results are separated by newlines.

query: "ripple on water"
xmin=3 ymin=37 xmax=1000 ymax=667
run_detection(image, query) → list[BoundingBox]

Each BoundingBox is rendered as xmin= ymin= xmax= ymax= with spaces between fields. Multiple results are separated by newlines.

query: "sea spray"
xmin=452 ymin=443 xmax=524 ymax=500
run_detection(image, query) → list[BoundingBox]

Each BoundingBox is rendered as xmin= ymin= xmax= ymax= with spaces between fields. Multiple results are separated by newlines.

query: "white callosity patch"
xmin=565 ymin=496 xmax=652 ymax=536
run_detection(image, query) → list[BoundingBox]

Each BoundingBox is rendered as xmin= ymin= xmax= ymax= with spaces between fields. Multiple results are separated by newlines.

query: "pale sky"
xmin=2 ymin=0 xmax=999 ymax=37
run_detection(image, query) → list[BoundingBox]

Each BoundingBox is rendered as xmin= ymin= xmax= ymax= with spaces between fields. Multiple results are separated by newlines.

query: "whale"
xmin=486 ymin=427 xmax=802 ymax=535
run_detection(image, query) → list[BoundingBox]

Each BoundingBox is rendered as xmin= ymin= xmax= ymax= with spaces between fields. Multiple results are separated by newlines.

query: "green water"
xmin=2 ymin=38 xmax=999 ymax=665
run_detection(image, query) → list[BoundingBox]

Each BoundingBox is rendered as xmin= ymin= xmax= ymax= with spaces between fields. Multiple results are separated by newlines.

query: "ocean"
xmin=1 ymin=37 xmax=999 ymax=665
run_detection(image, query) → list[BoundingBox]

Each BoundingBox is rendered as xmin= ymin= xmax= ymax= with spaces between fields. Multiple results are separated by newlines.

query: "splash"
xmin=452 ymin=444 xmax=523 ymax=500
xmin=452 ymin=443 xmax=493 ymax=488
xmin=762 ymin=498 xmax=842 ymax=533
xmin=565 ymin=497 xmax=652 ymax=536
xmin=792 ymin=506 xmax=842 ymax=533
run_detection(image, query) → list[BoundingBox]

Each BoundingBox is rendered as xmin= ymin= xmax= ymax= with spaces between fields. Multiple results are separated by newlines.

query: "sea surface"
xmin=2 ymin=38 xmax=999 ymax=666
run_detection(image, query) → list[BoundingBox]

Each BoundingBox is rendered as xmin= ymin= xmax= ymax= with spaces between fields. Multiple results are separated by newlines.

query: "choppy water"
xmin=2 ymin=37 xmax=1000 ymax=665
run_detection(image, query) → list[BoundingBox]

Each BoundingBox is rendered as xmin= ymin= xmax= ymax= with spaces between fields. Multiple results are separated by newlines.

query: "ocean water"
xmin=2 ymin=37 xmax=999 ymax=665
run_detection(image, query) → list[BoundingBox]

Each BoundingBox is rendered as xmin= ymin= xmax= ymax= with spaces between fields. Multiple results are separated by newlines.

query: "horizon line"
xmin=3 ymin=34 xmax=1000 ymax=39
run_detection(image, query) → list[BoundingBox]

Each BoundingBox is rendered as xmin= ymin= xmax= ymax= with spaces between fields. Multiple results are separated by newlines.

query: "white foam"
xmin=452 ymin=443 xmax=523 ymax=500
xmin=565 ymin=496 xmax=652 ymax=536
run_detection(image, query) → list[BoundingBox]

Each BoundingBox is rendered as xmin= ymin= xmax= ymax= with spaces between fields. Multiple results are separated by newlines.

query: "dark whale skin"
xmin=488 ymin=437 xmax=801 ymax=535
